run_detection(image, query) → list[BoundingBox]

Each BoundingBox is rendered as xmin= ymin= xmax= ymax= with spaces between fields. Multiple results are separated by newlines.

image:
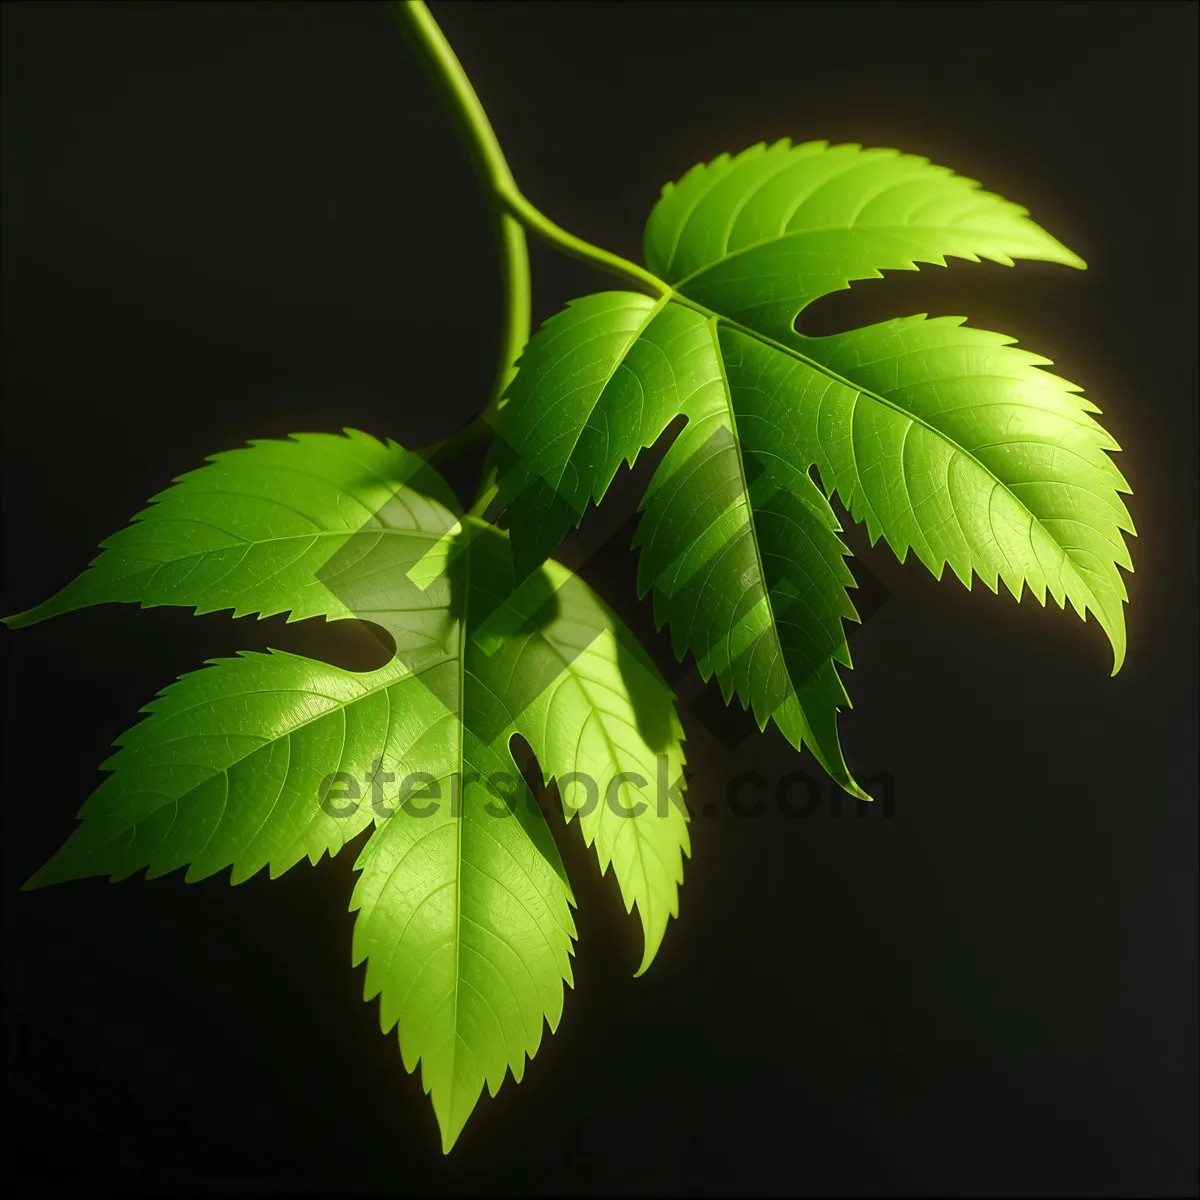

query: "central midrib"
xmin=665 ymin=220 xmax=1081 ymax=291
xmin=448 ymin=516 xmax=471 ymax=1129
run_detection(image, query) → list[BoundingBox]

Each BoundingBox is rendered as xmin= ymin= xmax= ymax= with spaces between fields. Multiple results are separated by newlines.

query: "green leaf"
xmin=509 ymin=555 xmax=691 ymax=977
xmin=494 ymin=291 xmax=862 ymax=792
xmin=23 ymin=647 xmax=410 ymax=888
xmin=748 ymin=315 xmax=1133 ymax=669
xmin=491 ymin=141 xmax=1132 ymax=794
xmin=3 ymin=428 xmax=457 ymax=628
xmin=643 ymin=138 xmax=1086 ymax=337
xmin=15 ymin=432 xmax=688 ymax=1152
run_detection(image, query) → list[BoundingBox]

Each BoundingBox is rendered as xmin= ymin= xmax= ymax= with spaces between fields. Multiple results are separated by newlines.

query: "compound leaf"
xmin=493 ymin=291 xmax=864 ymax=794
xmin=492 ymin=140 xmax=1132 ymax=795
xmin=13 ymin=432 xmax=688 ymax=1152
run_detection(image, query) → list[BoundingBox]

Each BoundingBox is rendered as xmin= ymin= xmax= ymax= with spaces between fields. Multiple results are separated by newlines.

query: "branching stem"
xmin=393 ymin=1 xmax=666 ymax=500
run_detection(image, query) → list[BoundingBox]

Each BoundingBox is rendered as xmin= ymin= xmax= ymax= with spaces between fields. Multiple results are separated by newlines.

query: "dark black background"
xmin=2 ymin=1 xmax=1196 ymax=1194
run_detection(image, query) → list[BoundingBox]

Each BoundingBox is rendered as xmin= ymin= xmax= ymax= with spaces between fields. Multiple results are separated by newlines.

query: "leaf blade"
xmin=647 ymin=139 xmax=1085 ymax=332
xmin=21 ymin=648 xmax=424 ymax=890
xmin=493 ymin=300 xmax=866 ymax=795
xmin=3 ymin=430 xmax=457 ymax=629
xmin=20 ymin=438 xmax=690 ymax=1149
xmin=787 ymin=315 xmax=1134 ymax=669
xmin=506 ymin=557 xmax=691 ymax=975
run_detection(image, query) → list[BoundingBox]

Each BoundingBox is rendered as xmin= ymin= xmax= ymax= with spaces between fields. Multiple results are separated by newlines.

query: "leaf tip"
xmin=436 ymin=1105 xmax=470 ymax=1155
xmin=1103 ymin=617 xmax=1127 ymax=676
xmin=21 ymin=857 xmax=65 ymax=891
xmin=632 ymin=941 xmax=658 ymax=979
xmin=2 ymin=604 xmax=47 ymax=630
xmin=1040 ymin=238 xmax=1088 ymax=271
xmin=845 ymin=776 xmax=873 ymax=804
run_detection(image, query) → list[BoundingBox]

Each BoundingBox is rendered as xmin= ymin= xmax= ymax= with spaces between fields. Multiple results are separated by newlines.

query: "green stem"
xmin=393 ymin=0 xmax=528 ymax=479
xmin=395 ymin=1 xmax=663 ymax=293
xmin=394 ymin=0 xmax=668 ymax=484
xmin=500 ymin=189 xmax=668 ymax=295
